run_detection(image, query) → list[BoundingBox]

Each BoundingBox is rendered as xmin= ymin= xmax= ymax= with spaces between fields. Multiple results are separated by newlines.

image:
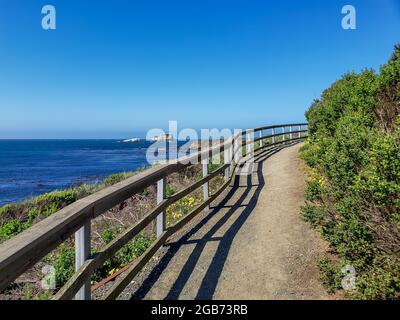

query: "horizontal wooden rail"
xmin=241 ymin=129 xmax=308 ymax=148
xmin=252 ymin=129 xmax=307 ymax=144
xmin=53 ymin=164 xmax=229 ymax=300
xmin=243 ymin=122 xmax=307 ymax=135
xmin=104 ymin=168 xmax=234 ymax=300
xmin=0 ymin=122 xmax=308 ymax=299
xmin=232 ymin=129 xmax=307 ymax=160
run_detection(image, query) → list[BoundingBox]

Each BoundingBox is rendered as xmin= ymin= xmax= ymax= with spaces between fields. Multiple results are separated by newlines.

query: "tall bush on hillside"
xmin=301 ymin=45 xmax=400 ymax=299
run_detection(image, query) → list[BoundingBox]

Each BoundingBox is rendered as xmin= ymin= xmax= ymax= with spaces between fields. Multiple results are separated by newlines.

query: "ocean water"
xmin=0 ymin=139 xmax=164 ymax=206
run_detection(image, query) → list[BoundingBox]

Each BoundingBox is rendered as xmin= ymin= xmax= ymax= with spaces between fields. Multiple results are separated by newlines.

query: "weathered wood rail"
xmin=0 ymin=123 xmax=308 ymax=300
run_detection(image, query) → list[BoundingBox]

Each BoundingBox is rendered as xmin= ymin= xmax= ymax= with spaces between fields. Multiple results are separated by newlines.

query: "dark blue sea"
xmin=0 ymin=139 xmax=180 ymax=206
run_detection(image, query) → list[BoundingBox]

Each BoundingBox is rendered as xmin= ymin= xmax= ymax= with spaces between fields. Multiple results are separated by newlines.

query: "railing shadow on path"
xmin=130 ymin=142 xmax=299 ymax=300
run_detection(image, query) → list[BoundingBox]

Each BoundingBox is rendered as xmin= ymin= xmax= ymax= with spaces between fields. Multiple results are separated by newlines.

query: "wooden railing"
xmin=0 ymin=123 xmax=308 ymax=300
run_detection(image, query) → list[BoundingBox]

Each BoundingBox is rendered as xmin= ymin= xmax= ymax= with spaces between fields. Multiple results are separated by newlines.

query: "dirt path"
xmin=120 ymin=143 xmax=331 ymax=300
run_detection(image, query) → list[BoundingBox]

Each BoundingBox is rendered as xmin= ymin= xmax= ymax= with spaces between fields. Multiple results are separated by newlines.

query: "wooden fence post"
xmin=230 ymin=136 xmax=234 ymax=173
xmin=75 ymin=222 xmax=91 ymax=300
xmin=259 ymin=130 xmax=263 ymax=148
xmin=224 ymin=142 xmax=231 ymax=181
xmin=233 ymin=134 xmax=240 ymax=171
xmin=289 ymin=126 xmax=293 ymax=141
xmin=246 ymin=132 xmax=250 ymax=155
xmin=271 ymin=128 xmax=275 ymax=144
xmin=282 ymin=127 xmax=286 ymax=144
xmin=156 ymin=178 xmax=166 ymax=237
xmin=202 ymin=157 xmax=209 ymax=211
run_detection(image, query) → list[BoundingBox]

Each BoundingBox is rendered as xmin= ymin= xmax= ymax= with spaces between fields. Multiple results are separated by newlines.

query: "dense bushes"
xmin=301 ymin=45 xmax=400 ymax=299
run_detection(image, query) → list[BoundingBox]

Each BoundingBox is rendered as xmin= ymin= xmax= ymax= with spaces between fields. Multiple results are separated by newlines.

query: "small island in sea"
xmin=122 ymin=138 xmax=142 ymax=143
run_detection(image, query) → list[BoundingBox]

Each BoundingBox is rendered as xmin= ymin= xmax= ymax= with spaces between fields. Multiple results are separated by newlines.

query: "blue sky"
xmin=0 ymin=0 xmax=399 ymax=138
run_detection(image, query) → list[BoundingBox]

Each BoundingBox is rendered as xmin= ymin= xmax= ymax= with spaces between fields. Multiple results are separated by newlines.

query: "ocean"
xmin=0 ymin=139 xmax=184 ymax=206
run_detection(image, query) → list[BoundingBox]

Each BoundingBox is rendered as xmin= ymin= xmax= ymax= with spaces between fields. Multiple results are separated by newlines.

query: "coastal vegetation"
xmin=0 ymin=160 xmax=225 ymax=299
xmin=0 ymin=172 xmax=139 ymax=243
xmin=300 ymin=45 xmax=400 ymax=299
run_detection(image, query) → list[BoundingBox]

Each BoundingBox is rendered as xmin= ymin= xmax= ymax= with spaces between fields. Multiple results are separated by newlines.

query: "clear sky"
xmin=0 ymin=0 xmax=399 ymax=138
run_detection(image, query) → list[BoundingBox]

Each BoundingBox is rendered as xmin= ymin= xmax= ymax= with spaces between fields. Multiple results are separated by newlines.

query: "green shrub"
xmin=0 ymin=190 xmax=79 ymax=243
xmin=103 ymin=172 xmax=134 ymax=186
xmin=141 ymin=187 xmax=150 ymax=197
xmin=0 ymin=219 xmax=25 ymax=241
xmin=301 ymin=204 xmax=326 ymax=227
xmin=73 ymin=183 xmax=99 ymax=198
xmin=354 ymin=130 xmax=400 ymax=208
xmin=300 ymin=141 xmax=322 ymax=168
xmin=304 ymin=178 xmax=325 ymax=202
xmin=0 ymin=205 xmax=12 ymax=217
xmin=101 ymin=227 xmax=118 ymax=244
xmin=34 ymin=290 xmax=53 ymax=300
xmin=302 ymin=44 xmax=400 ymax=299
xmin=352 ymin=255 xmax=400 ymax=300
xmin=166 ymin=185 xmax=177 ymax=197
xmin=317 ymin=257 xmax=343 ymax=294
xmin=35 ymin=190 xmax=77 ymax=209
xmin=116 ymin=235 xmax=153 ymax=265
xmin=166 ymin=193 xmax=201 ymax=225
xmin=0 ymin=171 xmax=138 ymax=242
xmin=92 ymin=233 xmax=154 ymax=281
xmin=324 ymin=219 xmax=374 ymax=268
xmin=49 ymin=244 xmax=75 ymax=288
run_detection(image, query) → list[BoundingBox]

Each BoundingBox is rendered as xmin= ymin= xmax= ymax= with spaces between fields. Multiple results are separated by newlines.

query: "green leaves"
xmin=302 ymin=44 xmax=400 ymax=299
